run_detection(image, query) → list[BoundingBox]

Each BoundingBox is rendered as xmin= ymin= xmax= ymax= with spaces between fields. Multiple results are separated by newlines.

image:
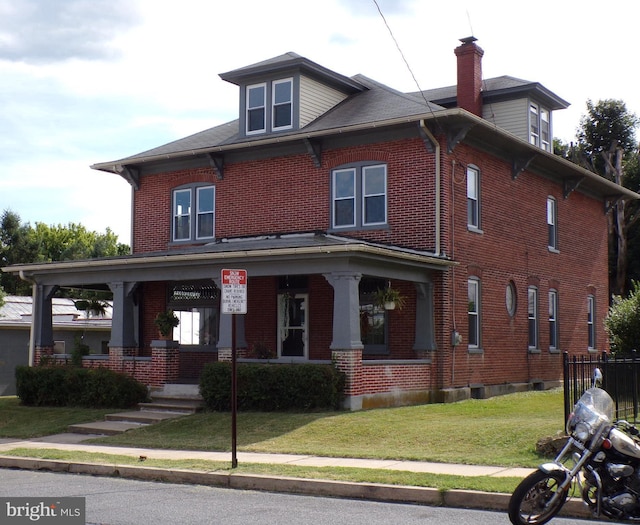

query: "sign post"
xmin=220 ymin=269 xmax=247 ymax=469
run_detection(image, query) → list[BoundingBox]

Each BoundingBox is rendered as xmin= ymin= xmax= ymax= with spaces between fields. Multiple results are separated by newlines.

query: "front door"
xmin=278 ymin=293 xmax=308 ymax=359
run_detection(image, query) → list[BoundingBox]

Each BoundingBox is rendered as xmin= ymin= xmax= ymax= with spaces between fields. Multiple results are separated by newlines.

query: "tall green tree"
xmin=0 ymin=210 xmax=130 ymax=296
xmin=575 ymin=99 xmax=640 ymax=296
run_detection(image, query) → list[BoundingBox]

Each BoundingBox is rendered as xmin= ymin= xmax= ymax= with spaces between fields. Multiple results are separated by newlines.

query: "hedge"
xmin=199 ymin=362 xmax=345 ymax=411
xmin=15 ymin=366 xmax=149 ymax=408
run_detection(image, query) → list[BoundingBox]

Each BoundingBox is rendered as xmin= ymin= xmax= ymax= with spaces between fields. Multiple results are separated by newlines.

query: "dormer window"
xmin=530 ymin=103 xmax=551 ymax=151
xmin=246 ymin=78 xmax=293 ymax=135
xmin=272 ymin=78 xmax=292 ymax=130
xmin=247 ymin=83 xmax=266 ymax=134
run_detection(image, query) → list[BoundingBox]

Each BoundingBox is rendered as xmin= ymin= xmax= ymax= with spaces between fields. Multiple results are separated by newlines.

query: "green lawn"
xmin=1 ymin=388 xmax=566 ymax=468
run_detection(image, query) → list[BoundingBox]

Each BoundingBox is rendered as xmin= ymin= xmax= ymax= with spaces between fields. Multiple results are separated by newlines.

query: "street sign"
xmin=221 ymin=269 xmax=247 ymax=314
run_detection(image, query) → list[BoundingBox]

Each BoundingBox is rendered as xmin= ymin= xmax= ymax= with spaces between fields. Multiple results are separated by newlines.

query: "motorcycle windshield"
xmin=569 ymin=387 xmax=614 ymax=429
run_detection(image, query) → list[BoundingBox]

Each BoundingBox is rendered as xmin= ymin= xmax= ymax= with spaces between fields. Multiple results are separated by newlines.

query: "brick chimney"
xmin=454 ymin=36 xmax=484 ymax=116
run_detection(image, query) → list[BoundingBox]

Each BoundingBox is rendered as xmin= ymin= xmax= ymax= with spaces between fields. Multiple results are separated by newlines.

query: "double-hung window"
xmin=467 ymin=165 xmax=480 ymax=229
xmin=530 ymin=102 xmax=551 ymax=151
xmin=272 ymin=79 xmax=292 ymax=130
xmin=172 ymin=185 xmax=215 ymax=242
xmin=549 ymin=289 xmax=559 ymax=351
xmin=468 ymin=279 xmax=480 ymax=349
xmin=246 ymin=83 xmax=266 ymax=134
xmin=547 ymin=197 xmax=558 ymax=250
xmin=246 ymin=78 xmax=292 ymax=134
xmin=332 ymin=164 xmax=387 ymax=229
xmin=528 ymin=286 xmax=539 ymax=350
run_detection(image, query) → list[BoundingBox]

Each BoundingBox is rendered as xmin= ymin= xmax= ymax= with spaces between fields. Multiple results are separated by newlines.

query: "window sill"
xmin=467 ymin=226 xmax=483 ymax=234
xmin=548 ymin=247 xmax=560 ymax=254
xmin=528 ymin=348 xmax=541 ymax=354
xmin=549 ymin=348 xmax=561 ymax=354
xmin=468 ymin=346 xmax=483 ymax=355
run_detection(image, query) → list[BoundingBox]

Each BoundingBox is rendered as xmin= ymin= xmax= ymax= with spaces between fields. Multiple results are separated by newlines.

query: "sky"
xmin=1 ymin=0 xmax=639 ymax=246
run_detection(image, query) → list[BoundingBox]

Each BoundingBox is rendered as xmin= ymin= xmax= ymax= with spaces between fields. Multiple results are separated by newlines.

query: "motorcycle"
xmin=509 ymin=369 xmax=640 ymax=524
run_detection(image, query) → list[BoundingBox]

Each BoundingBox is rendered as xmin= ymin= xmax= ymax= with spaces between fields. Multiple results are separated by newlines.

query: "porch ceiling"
xmin=2 ymin=232 xmax=455 ymax=288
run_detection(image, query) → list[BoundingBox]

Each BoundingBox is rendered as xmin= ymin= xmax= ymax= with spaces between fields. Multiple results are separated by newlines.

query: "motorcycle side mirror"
xmin=593 ymin=368 xmax=603 ymax=388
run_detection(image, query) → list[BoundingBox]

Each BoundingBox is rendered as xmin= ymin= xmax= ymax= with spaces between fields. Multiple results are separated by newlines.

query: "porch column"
xmin=414 ymin=282 xmax=436 ymax=354
xmin=108 ymin=281 xmax=138 ymax=348
xmin=324 ymin=271 xmax=364 ymax=410
xmin=32 ymin=284 xmax=58 ymax=365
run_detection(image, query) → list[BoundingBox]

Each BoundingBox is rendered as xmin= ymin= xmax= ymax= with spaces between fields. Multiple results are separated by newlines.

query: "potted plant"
xmin=154 ymin=309 xmax=180 ymax=339
xmin=374 ymin=285 xmax=406 ymax=311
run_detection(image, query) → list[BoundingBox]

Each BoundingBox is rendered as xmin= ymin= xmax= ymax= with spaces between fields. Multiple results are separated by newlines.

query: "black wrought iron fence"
xmin=563 ymin=351 xmax=640 ymax=424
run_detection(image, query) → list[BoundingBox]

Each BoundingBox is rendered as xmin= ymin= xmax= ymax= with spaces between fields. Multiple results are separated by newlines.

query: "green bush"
xmin=16 ymin=366 xmax=148 ymax=408
xmin=605 ymin=280 xmax=640 ymax=355
xmin=199 ymin=362 xmax=345 ymax=411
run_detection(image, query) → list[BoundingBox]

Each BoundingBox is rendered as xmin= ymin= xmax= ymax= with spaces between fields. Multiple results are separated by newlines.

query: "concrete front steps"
xmin=67 ymin=384 xmax=204 ymax=436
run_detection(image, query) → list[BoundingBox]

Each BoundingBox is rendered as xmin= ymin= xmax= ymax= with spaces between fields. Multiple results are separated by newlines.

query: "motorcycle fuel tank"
xmin=610 ymin=428 xmax=640 ymax=459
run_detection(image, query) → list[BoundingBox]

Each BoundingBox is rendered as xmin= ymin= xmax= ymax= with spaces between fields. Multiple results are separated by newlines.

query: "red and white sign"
xmin=221 ymin=269 xmax=247 ymax=314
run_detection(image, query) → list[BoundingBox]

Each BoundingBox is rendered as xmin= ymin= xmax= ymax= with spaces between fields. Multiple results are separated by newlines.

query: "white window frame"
xmin=468 ymin=278 xmax=480 ymax=349
xmin=541 ymin=108 xmax=550 ymax=151
xmin=547 ymin=196 xmax=558 ymax=251
xmin=173 ymin=188 xmax=192 ymax=241
xmin=548 ymin=289 xmax=559 ymax=351
xmin=587 ymin=295 xmax=596 ymax=351
xmin=172 ymin=185 xmax=215 ymax=242
xmin=331 ymin=164 xmax=387 ymax=229
xmin=528 ymin=286 xmax=539 ymax=350
xmin=196 ymin=186 xmax=215 ymax=240
xmin=467 ymin=165 xmax=480 ymax=230
xmin=272 ymin=78 xmax=293 ymax=131
xmin=530 ymin=103 xmax=540 ymax=147
xmin=246 ymin=83 xmax=266 ymax=135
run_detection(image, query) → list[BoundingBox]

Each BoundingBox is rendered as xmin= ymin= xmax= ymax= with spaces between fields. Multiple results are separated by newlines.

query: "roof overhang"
xmin=91 ymin=108 xmax=640 ymax=202
xmin=2 ymin=235 xmax=455 ymax=288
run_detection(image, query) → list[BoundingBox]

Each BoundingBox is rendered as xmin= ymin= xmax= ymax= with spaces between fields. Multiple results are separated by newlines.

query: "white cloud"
xmin=1 ymin=0 xmax=639 ymax=247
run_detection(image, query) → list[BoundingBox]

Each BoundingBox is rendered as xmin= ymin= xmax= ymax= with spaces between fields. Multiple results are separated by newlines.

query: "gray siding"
xmin=299 ymin=75 xmax=348 ymax=128
xmin=483 ymin=98 xmax=529 ymax=142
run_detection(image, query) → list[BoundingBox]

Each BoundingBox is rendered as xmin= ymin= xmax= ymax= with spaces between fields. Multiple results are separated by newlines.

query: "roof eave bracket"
xmin=119 ymin=166 xmax=140 ymax=190
xmin=563 ymin=177 xmax=584 ymax=199
xmin=418 ymin=123 xmax=435 ymax=153
xmin=207 ymin=153 xmax=224 ymax=180
xmin=512 ymin=155 xmax=536 ymax=180
xmin=605 ymin=195 xmax=624 ymax=214
xmin=446 ymin=124 xmax=473 ymax=154
xmin=303 ymin=138 xmax=322 ymax=168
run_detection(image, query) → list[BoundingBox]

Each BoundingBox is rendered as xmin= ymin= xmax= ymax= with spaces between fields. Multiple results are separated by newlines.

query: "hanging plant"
xmin=373 ymin=286 xmax=406 ymax=311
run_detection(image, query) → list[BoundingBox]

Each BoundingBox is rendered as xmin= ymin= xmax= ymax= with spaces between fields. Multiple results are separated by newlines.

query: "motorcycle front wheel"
xmin=508 ymin=469 xmax=568 ymax=525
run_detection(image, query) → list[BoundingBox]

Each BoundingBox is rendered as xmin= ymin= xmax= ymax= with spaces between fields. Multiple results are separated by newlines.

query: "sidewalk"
xmin=0 ymin=432 xmax=534 ymax=478
xmin=0 ymin=433 xmax=595 ymax=519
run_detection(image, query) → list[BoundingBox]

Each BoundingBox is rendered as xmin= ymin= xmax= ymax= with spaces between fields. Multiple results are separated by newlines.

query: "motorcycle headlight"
xmin=574 ymin=422 xmax=591 ymax=442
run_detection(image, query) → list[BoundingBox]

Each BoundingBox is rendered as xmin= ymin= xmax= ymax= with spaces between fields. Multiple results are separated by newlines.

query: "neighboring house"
xmin=2 ymin=37 xmax=638 ymax=409
xmin=0 ymin=296 xmax=111 ymax=395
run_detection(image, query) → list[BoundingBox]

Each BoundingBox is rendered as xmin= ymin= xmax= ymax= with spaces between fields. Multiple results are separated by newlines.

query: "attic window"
xmin=246 ymin=78 xmax=293 ymax=135
xmin=247 ymin=83 xmax=266 ymax=134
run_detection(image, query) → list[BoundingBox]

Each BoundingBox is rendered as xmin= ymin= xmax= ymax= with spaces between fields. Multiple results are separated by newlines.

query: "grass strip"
xmin=1 ymin=448 xmax=523 ymax=494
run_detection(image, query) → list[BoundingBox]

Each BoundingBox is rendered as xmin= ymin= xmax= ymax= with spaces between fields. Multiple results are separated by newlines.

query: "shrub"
xmin=605 ymin=280 xmax=640 ymax=355
xmin=199 ymin=362 xmax=345 ymax=411
xmin=16 ymin=366 xmax=148 ymax=408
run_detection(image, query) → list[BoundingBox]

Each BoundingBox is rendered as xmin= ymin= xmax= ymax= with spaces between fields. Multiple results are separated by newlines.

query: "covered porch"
xmin=5 ymin=233 xmax=455 ymax=410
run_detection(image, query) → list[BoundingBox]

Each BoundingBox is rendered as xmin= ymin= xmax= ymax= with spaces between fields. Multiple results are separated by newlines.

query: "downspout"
xmin=420 ymin=120 xmax=441 ymax=256
xmin=18 ymin=270 xmax=36 ymax=367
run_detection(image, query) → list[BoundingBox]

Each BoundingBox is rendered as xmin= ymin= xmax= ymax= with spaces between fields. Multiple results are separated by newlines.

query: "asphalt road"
xmin=0 ymin=469 xmax=607 ymax=525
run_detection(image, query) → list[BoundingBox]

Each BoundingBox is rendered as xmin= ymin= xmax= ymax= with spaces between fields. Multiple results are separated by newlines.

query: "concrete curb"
xmin=0 ymin=455 xmax=596 ymax=520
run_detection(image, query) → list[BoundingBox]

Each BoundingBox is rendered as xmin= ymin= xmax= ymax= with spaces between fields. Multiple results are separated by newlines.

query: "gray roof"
xmin=93 ymin=73 xmax=445 ymax=169
xmin=413 ymin=75 xmax=570 ymax=110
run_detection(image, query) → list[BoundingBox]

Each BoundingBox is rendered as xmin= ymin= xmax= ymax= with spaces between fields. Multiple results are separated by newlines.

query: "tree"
xmin=0 ymin=209 xmax=130 ymax=296
xmin=575 ymin=99 xmax=640 ymax=296
xmin=605 ymin=281 xmax=640 ymax=355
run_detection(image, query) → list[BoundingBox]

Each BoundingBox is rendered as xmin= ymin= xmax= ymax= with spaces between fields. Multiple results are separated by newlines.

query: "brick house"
xmin=4 ymin=37 xmax=638 ymax=409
